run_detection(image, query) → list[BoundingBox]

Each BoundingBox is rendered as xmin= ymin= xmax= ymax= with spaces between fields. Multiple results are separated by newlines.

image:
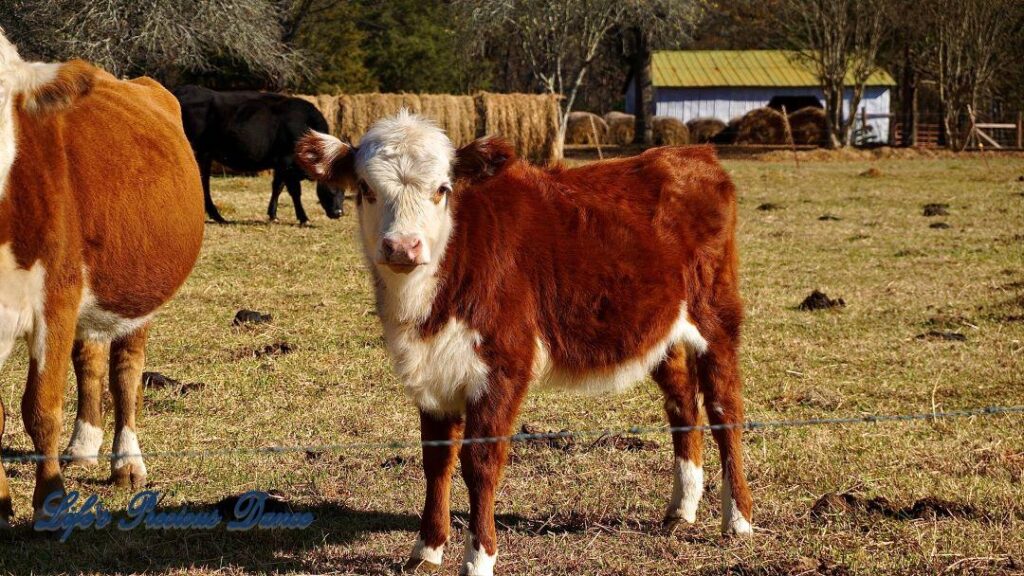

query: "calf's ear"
xmin=453 ymin=136 xmax=515 ymax=183
xmin=296 ymin=130 xmax=357 ymax=189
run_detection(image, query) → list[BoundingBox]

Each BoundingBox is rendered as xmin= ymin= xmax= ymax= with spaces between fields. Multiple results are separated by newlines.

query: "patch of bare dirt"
xmin=233 ymin=341 xmax=295 ymax=360
xmin=859 ymin=167 xmax=883 ymax=178
xmin=517 ymin=424 xmax=576 ymax=451
xmin=709 ymin=558 xmax=852 ymax=576
xmin=233 ymin=309 xmax=272 ymax=327
xmin=757 ymin=202 xmax=782 ymax=211
xmin=916 ymin=330 xmax=967 ymax=342
xmin=142 ymin=372 xmax=206 ymax=395
xmin=798 ymin=290 xmax=846 ymax=311
xmin=923 ymin=203 xmax=950 ymax=216
xmin=587 ymin=432 xmax=659 ymax=452
xmin=930 ymin=222 xmax=951 ymax=229
xmin=818 ymin=214 xmax=842 ymax=221
xmin=811 ymin=492 xmax=985 ymax=521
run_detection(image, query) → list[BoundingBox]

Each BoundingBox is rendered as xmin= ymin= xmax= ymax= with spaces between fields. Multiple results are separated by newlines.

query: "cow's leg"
xmin=267 ymin=171 xmax=285 ymax=222
xmin=0 ymin=398 xmax=10 ymax=526
xmin=109 ymin=324 xmax=149 ymax=489
xmin=405 ymin=410 xmax=464 ymax=573
xmin=285 ymin=177 xmax=309 ymax=224
xmin=697 ymin=334 xmax=753 ymax=536
xmin=63 ymin=339 xmax=109 ymax=466
xmin=652 ymin=344 xmax=705 ymax=529
xmin=458 ymin=372 xmax=529 ymax=576
xmin=23 ymin=299 xmax=77 ymax=522
xmin=198 ymin=155 xmax=226 ymax=223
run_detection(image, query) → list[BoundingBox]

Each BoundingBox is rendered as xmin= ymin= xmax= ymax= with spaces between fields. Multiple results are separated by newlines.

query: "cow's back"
xmin=63 ymin=70 xmax=204 ymax=320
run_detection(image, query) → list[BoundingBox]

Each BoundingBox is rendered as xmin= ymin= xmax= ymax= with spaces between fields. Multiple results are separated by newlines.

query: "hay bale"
xmin=603 ymin=111 xmax=635 ymax=145
xmin=565 ymin=111 xmax=608 ymax=145
xmin=336 ymin=93 xmax=476 ymax=147
xmin=712 ymin=117 xmax=742 ymax=145
xmin=787 ymin=107 xmax=829 ymax=147
xmin=687 ymin=118 xmax=727 ymax=144
xmin=652 ymin=116 xmax=689 ymax=146
xmin=735 ymin=107 xmax=787 ymax=145
xmin=477 ymin=92 xmax=561 ymax=164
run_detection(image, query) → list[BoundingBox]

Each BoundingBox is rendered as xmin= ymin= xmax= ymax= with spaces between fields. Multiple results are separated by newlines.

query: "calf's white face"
xmin=353 ymin=112 xmax=455 ymax=275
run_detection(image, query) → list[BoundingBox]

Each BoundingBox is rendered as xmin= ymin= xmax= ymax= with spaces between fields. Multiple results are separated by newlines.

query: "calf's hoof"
xmin=721 ymin=517 xmax=754 ymax=537
xmin=662 ymin=513 xmax=696 ymax=533
xmin=402 ymin=557 xmax=441 ymax=573
xmin=110 ymin=463 xmax=147 ymax=490
xmin=64 ymin=419 xmax=104 ymax=468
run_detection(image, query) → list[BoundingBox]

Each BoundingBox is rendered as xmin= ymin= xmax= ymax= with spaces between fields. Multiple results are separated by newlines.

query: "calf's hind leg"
xmin=652 ymin=344 xmax=705 ymax=529
xmin=64 ymin=339 xmax=109 ymax=466
xmin=109 ymin=324 xmax=150 ymax=488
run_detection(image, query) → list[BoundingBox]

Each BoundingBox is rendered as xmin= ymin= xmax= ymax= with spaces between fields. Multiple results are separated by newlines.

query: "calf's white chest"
xmin=384 ymin=317 xmax=490 ymax=416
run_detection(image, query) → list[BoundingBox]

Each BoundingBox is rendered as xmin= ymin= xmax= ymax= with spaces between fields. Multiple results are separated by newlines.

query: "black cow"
xmin=173 ymin=85 xmax=344 ymax=223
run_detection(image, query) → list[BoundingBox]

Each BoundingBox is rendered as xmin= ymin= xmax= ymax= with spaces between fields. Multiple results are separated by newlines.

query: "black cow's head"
xmin=316 ymin=183 xmax=344 ymax=219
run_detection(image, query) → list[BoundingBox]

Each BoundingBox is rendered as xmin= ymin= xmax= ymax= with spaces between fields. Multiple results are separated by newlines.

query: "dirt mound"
xmin=859 ymin=167 xmax=883 ymax=178
xmin=234 ymin=341 xmax=295 ymax=360
xmin=757 ymin=202 xmax=782 ymax=211
xmin=142 ymin=372 xmax=205 ymax=395
xmin=930 ymin=222 xmax=951 ymax=229
xmin=812 ymin=492 xmax=984 ymax=521
xmin=916 ymin=331 xmax=967 ymax=342
xmin=233 ymin=309 xmax=272 ymax=327
xmin=923 ymin=203 xmax=950 ymax=216
xmin=798 ymin=290 xmax=846 ymax=311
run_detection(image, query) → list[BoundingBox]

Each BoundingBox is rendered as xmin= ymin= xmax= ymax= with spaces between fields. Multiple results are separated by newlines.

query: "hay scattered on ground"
xmin=687 ymin=117 xmax=727 ymax=143
xmin=565 ymin=111 xmax=608 ymax=145
xmin=604 ymin=111 xmax=635 ymax=145
xmin=735 ymin=107 xmax=787 ymax=145
xmin=788 ymin=107 xmax=829 ymax=147
xmin=652 ymin=116 xmax=689 ymax=146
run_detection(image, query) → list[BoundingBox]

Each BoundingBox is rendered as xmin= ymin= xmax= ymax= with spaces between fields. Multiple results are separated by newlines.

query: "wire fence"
xmin=2 ymin=405 xmax=1022 ymax=465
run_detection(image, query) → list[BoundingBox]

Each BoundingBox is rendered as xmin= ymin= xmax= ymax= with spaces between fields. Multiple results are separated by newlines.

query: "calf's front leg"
xmin=458 ymin=372 xmax=529 ymax=576
xmin=405 ymin=410 xmax=464 ymax=573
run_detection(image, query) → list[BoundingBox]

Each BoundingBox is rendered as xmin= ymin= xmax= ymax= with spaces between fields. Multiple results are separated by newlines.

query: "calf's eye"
xmin=432 ymin=184 xmax=452 ymax=205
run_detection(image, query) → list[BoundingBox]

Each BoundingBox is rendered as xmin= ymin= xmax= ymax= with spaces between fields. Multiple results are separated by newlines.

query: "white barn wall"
xmin=625 ymin=82 xmax=892 ymax=143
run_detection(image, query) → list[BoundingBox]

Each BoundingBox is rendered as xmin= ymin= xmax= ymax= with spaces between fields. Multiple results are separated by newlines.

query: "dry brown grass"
xmin=0 ymin=157 xmax=1022 ymax=575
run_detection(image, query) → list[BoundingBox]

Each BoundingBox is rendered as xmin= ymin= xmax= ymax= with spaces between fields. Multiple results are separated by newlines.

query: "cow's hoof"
xmin=721 ymin=518 xmax=754 ymax=537
xmin=110 ymin=464 xmax=147 ymax=490
xmin=402 ymin=557 xmax=441 ymax=573
xmin=268 ymin=217 xmax=279 ymax=223
xmin=662 ymin=514 xmax=696 ymax=533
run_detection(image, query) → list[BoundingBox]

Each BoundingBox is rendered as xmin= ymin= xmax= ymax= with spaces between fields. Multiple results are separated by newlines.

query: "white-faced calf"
xmin=297 ymin=112 xmax=751 ymax=576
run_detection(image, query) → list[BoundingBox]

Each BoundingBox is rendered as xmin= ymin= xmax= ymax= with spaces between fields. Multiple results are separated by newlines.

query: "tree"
xmin=460 ymin=0 xmax=700 ymax=154
xmin=282 ymin=0 xmax=378 ymax=93
xmin=0 ymin=0 xmax=303 ymax=88
xmin=919 ymin=0 xmax=1020 ymax=150
xmin=783 ymin=0 xmax=890 ymax=147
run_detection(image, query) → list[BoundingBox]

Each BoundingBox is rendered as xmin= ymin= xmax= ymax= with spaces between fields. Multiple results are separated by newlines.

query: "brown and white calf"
xmin=298 ymin=112 xmax=752 ymax=575
xmin=0 ymin=32 xmax=204 ymax=525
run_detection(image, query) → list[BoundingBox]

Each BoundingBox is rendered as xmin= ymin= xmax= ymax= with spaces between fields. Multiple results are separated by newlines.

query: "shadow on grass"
xmin=0 ymin=502 xmax=418 ymax=575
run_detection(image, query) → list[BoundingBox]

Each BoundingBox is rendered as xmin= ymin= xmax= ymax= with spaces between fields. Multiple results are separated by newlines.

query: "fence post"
xmin=1017 ymin=111 xmax=1022 ymax=149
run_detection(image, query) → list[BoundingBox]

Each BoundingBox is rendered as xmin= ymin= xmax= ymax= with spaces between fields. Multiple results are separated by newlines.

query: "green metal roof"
xmin=652 ymin=50 xmax=896 ymax=88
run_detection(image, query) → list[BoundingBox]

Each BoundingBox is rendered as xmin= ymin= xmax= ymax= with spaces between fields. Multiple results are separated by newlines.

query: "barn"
xmin=626 ymin=50 xmax=897 ymax=144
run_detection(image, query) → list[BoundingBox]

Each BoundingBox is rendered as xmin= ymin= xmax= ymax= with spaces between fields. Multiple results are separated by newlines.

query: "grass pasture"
xmin=1 ymin=155 xmax=1023 ymax=575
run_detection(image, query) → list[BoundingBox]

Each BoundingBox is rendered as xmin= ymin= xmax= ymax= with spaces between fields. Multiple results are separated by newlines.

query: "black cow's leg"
xmin=199 ymin=156 xmax=226 ymax=223
xmin=286 ymin=177 xmax=309 ymax=224
xmin=268 ymin=171 xmax=284 ymax=222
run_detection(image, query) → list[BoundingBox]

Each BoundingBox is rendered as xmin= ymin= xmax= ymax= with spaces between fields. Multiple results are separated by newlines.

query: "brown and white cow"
xmin=297 ymin=111 xmax=752 ymax=575
xmin=0 ymin=31 xmax=204 ymax=525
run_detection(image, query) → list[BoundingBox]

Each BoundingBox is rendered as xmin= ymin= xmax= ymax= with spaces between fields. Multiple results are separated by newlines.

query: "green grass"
xmin=1 ymin=156 xmax=1023 ymax=575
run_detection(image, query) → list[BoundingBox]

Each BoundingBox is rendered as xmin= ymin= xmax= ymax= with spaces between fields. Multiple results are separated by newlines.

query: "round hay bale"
xmin=735 ymin=107 xmax=787 ymax=145
xmin=565 ymin=111 xmax=608 ymax=145
xmin=652 ymin=116 xmax=690 ymax=146
xmin=477 ymin=92 xmax=561 ymax=164
xmin=787 ymin=107 xmax=829 ymax=147
xmin=603 ymin=111 xmax=635 ymax=145
xmin=712 ymin=117 xmax=743 ymax=145
xmin=687 ymin=117 xmax=727 ymax=144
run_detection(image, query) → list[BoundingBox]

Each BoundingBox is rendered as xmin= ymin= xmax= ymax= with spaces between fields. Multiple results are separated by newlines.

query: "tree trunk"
xmin=631 ymin=28 xmax=654 ymax=146
xmin=899 ymin=45 xmax=917 ymax=147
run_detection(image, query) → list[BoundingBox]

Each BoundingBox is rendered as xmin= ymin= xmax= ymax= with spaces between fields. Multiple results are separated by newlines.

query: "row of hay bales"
xmin=566 ymin=107 xmax=830 ymax=147
xmin=294 ymin=93 xmax=561 ymax=163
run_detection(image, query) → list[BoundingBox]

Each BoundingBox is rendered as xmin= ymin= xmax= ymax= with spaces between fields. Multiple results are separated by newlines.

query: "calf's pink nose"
xmin=382 ymin=236 xmax=423 ymax=265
